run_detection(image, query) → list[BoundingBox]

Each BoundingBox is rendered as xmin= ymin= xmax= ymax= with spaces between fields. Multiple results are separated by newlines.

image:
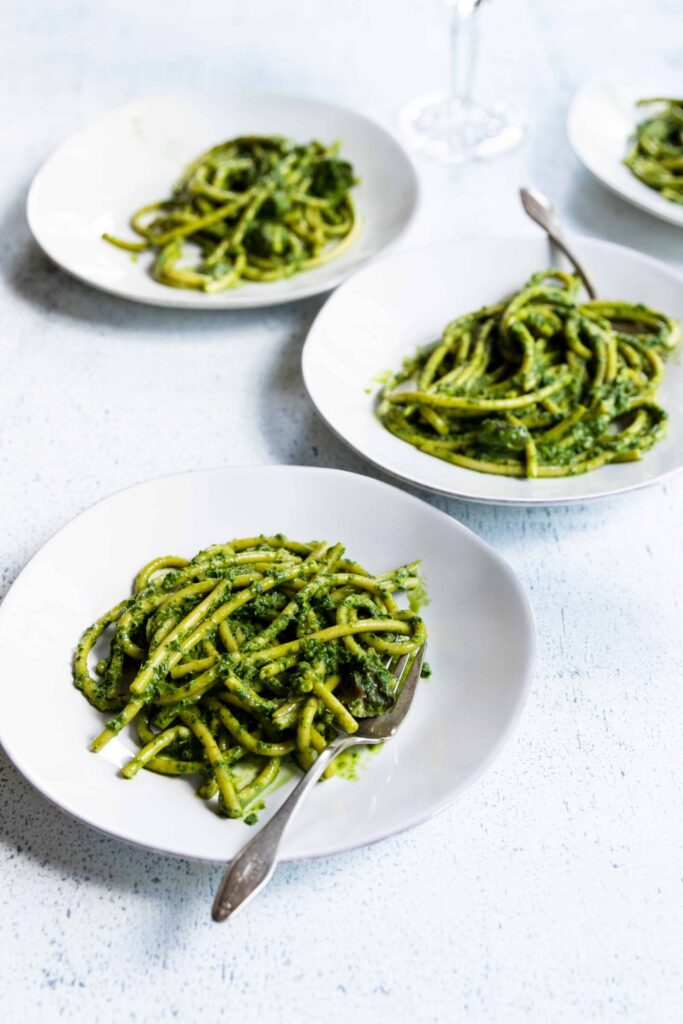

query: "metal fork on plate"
xmin=212 ymin=644 xmax=427 ymax=922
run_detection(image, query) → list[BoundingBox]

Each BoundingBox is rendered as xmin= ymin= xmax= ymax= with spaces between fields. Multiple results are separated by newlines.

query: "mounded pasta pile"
xmin=625 ymin=98 xmax=683 ymax=205
xmin=74 ymin=535 xmax=426 ymax=819
xmin=378 ymin=269 xmax=677 ymax=478
xmin=103 ymin=135 xmax=359 ymax=291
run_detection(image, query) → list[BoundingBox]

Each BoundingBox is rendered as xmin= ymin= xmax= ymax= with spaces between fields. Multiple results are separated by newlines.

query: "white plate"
xmin=568 ymin=68 xmax=683 ymax=227
xmin=27 ymin=95 xmax=419 ymax=309
xmin=302 ymin=236 xmax=683 ymax=505
xmin=0 ymin=466 xmax=533 ymax=863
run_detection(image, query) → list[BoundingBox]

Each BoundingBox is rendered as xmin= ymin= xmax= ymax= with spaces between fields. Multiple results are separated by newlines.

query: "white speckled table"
xmin=2 ymin=2 xmax=682 ymax=1021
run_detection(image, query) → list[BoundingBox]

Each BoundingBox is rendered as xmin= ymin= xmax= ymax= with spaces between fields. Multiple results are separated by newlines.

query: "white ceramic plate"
xmin=302 ymin=236 xmax=683 ymax=505
xmin=568 ymin=68 xmax=683 ymax=227
xmin=27 ymin=95 xmax=418 ymax=309
xmin=0 ymin=466 xmax=533 ymax=863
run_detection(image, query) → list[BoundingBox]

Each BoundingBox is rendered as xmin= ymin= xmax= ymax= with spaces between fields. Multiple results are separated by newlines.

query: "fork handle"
xmin=212 ymin=733 xmax=353 ymax=922
xmin=542 ymin=228 xmax=597 ymax=301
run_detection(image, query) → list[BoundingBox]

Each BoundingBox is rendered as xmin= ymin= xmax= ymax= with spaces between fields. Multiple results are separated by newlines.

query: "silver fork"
xmin=212 ymin=644 xmax=427 ymax=922
xmin=519 ymin=186 xmax=598 ymax=299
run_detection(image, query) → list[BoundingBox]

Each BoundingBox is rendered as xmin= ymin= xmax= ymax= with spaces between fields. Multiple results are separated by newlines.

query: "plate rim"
xmin=0 ymin=463 xmax=536 ymax=863
xmin=302 ymin=233 xmax=683 ymax=506
xmin=26 ymin=92 xmax=421 ymax=310
xmin=567 ymin=68 xmax=683 ymax=229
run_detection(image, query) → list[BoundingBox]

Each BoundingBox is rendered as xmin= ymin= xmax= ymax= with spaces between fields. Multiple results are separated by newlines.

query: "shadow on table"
xmin=565 ymin=168 xmax=683 ymax=261
xmin=253 ymin=317 xmax=643 ymax=553
xmin=0 ymin=745 xmax=372 ymax=917
xmin=2 ymin=183 xmax=325 ymax=340
xmin=5 ymin=175 xmax=661 ymax=561
xmin=0 ymin=746 xmax=204 ymax=889
xmin=522 ymin=86 xmax=683 ymax=260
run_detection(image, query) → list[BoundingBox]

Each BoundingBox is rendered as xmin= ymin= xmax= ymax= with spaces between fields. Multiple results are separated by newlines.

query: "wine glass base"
xmin=399 ymin=92 xmax=525 ymax=165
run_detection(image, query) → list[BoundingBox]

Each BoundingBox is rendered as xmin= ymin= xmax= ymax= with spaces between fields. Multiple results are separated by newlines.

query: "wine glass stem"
xmin=449 ymin=8 xmax=480 ymax=106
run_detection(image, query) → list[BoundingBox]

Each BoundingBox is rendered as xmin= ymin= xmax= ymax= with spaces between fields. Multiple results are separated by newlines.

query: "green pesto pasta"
xmin=73 ymin=535 xmax=426 ymax=819
xmin=103 ymin=136 xmax=359 ymax=291
xmin=378 ymin=269 xmax=678 ymax=479
xmin=624 ymin=98 xmax=683 ymax=205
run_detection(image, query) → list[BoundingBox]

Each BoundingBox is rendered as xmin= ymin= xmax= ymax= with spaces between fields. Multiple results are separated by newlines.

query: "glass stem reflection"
xmin=449 ymin=4 xmax=480 ymax=107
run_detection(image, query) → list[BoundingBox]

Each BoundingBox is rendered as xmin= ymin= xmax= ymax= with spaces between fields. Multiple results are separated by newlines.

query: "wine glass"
xmin=399 ymin=0 xmax=525 ymax=164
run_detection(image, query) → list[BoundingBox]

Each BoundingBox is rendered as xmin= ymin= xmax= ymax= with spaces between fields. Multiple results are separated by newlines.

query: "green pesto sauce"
xmin=408 ymin=575 xmax=429 ymax=614
xmin=244 ymin=804 xmax=264 ymax=826
xmin=370 ymin=369 xmax=394 ymax=387
xmin=333 ymin=747 xmax=363 ymax=780
xmin=329 ymin=742 xmax=383 ymax=781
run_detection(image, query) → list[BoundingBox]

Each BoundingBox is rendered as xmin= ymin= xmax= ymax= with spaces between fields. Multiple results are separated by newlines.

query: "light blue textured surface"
xmin=1 ymin=2 xmax=682 ymax=1021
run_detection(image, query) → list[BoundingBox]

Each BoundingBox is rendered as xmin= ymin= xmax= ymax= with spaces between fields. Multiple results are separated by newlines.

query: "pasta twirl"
xmin=378 ymin=269 xmax=677 ymax=478
xmin=103 ymin=135 xmax=359 ymax=291
xmin=74 ymin=535 xmax=426 ymax=819
xmin=625 ymin=98 xmax=683 ymax=205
